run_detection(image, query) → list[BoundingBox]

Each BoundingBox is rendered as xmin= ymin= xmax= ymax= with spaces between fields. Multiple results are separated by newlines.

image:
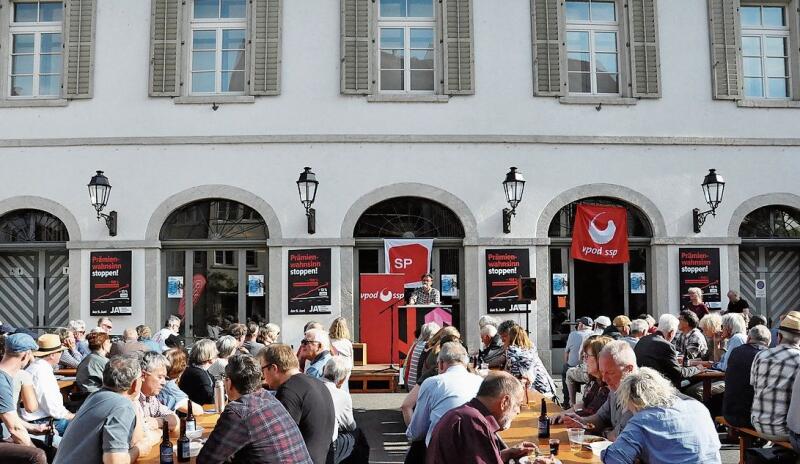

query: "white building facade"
xmin=0 ymin=0 xmax=798 ymax=370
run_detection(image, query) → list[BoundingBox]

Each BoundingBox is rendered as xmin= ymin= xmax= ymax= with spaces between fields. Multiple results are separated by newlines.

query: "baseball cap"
xmin=4 ymin=333 xmax=39 ymax=353
xmin=577 ymin=317 xmax=594 ymax=327
xmin=595 ymin=316 xmax=612 ymax=328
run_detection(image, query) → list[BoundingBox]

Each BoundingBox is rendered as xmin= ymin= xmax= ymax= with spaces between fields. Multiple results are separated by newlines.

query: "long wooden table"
xmin=690 ymin=369 xmax=725 ymax=403
xmin=499 ymin=392 xmax=602 ymax=464
xmin=138 ymin=406 xmax=221 ymax=463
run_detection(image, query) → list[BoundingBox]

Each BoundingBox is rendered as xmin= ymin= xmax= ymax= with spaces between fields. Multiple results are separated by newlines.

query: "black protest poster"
xmin=678 ymin=248 xmax=722 ymax=310
xmin=486 ymin=249 xmax=530 ymax=313
xmin=288 ymin=248 xmax=332 ymax=315
xmin=90 ymin=251 xmax=132 ymax=316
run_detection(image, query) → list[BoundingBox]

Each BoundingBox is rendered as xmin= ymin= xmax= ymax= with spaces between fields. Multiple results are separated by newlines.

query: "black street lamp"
xmin=502 ymin=167 xmax=525 ymax=234
xmin=88 ymin=170 xmax=117 ymax=236
xmin=297 ymin=167 xmax=318 ymax=234
xmin=693 ymin=168 xmax=725 ymax=233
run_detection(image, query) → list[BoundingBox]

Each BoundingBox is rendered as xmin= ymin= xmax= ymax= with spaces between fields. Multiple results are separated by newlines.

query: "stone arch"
xmin=728 ymin=193 xmax=800 ymax=237
xmin=0 ymin=196 xmax=81 ymax=241
xmin=145 ymin=185 xmax=282 ymax=241
xmin=536 ymin=183 xmax=667 ymax=239
xmin=340 ymin=183 xmax=478 ymax=240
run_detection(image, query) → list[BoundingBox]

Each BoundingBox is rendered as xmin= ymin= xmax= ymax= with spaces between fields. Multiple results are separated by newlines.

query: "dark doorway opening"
xmin=573 ymin=260 xmax=624 ymax=320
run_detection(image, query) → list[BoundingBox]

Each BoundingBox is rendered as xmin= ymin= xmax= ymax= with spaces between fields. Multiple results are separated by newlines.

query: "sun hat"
xmin=4 ymin=333 xmax=39 ymax=353
xmin=613 ymin=315 xmax=631 ymax=328
xmin=577 ymin=317 xmax=594 ymax=327
xmin=32 ymin=333 xmax=67 ymax=357
xmin=779 ymin=311 xmax=800 ymax=334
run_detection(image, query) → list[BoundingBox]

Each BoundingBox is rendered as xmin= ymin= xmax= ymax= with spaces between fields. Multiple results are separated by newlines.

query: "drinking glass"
xmin=549 ymin=438 xmax=560 ymax=456
xmin=567 ymin=428 xmax=584 ymax=452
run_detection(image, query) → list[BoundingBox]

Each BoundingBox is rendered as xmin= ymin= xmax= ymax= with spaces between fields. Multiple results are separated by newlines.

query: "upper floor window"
xmin=190 ymin=0 xmax=246 ymax=95
xmin=740 ymin=5 xmax=790 ymax=99
xmin=8 ymin=1 xmax=63 ymax=98
xmin=565 ymin=0 xmax=619 ymax=95
xmin=378 ymin=0 xmax=435 ymax=93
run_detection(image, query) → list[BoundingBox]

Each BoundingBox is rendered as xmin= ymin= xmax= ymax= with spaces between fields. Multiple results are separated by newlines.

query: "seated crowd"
xmin=6 ymin=291 xmax=800 ymax=464
xmin=0 ymin=315 xmax=368 ymax=464
xmin=398 ymin=299 xmax=800 ymax=464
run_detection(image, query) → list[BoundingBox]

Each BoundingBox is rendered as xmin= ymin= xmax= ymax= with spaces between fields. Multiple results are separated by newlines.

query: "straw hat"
xmin=779 ymin=311 xmax=800 ymax=335
xmin=32 ymin=333 xmax=66 ymax=357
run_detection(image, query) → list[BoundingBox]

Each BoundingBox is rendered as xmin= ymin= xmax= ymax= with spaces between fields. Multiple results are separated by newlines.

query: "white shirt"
xmin=153 ymin=328 xmax=176 ymax=351
xmin=406 ymin=364 xmax=483 ymax=445
xmin=21 ymin=358 xmax=71 ymax=421
xmin=323 ymin=379 xmax=357 ymax=442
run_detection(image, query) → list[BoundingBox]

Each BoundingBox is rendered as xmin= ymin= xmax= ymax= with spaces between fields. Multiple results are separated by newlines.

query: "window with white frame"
xmin=378 ymin=0 xmax=435 ymax=92
xmin=8 ymin=1 xmax=62 ymax=98
xmin=565 ymin=0 xmax=620 ymax=95
xmin=740 ymin=5 xmax=790 ymax=99
xmin=190 ymin=0 xmax=246 ymax=95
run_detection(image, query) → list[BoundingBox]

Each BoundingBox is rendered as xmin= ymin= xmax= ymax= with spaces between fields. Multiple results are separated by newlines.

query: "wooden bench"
xmin=347 ymin=364 xmax=399 ymax=393
xmin=716 ymin=416 xmax=795 ymax=463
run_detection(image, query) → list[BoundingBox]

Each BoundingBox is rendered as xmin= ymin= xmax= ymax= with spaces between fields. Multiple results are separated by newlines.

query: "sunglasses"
xmin=300 ymin=339 xmax=319 ymax=346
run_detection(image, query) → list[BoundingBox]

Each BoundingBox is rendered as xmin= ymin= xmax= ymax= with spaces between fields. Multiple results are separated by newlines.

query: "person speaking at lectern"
xmin=408 ymin=274 xmax=441 ymax=306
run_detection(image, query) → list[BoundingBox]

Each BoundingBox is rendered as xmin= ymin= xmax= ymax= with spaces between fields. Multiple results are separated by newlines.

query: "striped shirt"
xmin=673 ymin=328 xmax=708 ymax=360
xmin=505 ymin=345 xmax=556 ymax=396
xmin=406 ymin=340 xmax=426 ymax=389
xmin=58 ymin=348 xmax=83 ymax=369
xmin=750 ymin=343 xmax=800 ymax=438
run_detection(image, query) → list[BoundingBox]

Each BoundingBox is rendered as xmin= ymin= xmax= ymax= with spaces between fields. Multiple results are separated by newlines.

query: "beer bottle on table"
xmin=159 ymin=421 xmax=174 ymax=464
xmin=538 ymin=398 xmax=550 ymax=439
xmin=185 ymin=402 xmax=196 ymax=432
xmin=177 ymin=417 xmax=191 ymax=462
xmin=45 ymin=417 xmax=55 ymax=447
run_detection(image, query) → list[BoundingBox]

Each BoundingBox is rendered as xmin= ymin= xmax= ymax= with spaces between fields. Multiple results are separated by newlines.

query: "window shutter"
xmin=441 ymin=0 xmax=474 ymax=95
xmin=627 ymin=0 xmax=660 ymax=98
xmin=250 ymin=0 xmax=281 ymax=95
xmin=531 ymin=0 xmax=564 ymax=96
xmin=63 ymin=0 xmax=96 ymax=99
xmin=149 ymin=0 xmax=182 ymax=97
xmin=707 ymin=0 xmax=741 ymax=100
xmin=340 ymin=0 xmax=371 ymax=94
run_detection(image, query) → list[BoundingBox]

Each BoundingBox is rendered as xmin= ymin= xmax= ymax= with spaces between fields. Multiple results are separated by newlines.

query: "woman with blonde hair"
xmin=699 ymin=313 xmax=724 ymax=362
xmin=683 ymin=287 xmax=710 ymax=319
xmin=329 ymin=317 xmax=354 ymax=392
xmin=504 ymin=325 xmax=556 ymax=396
xmin=554 ymin=336 xmax=612 ymax=422
xmin=158 ymin=348 xmax=204 ymax=415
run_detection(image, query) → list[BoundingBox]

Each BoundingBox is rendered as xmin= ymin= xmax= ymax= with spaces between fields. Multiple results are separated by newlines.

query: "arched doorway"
xmin=353 ymin=197 xmax=466 ymax=334
xmin=159 ymin=199 xmax=268 ymax=338
xmin=0 ymin=209 xmax=70 ymax=328
xmin=738 ymin=205 xmax=800 ymax=321
xmin=547 ymin=197 xmax=653 ymax=349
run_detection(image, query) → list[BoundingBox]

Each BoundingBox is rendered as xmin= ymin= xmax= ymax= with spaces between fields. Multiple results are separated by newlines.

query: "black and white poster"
xmin=678 ymin=248 xmax=721 ymax=309
xmin=486 ymin=249 xmax=530 ymax=313
xmin=288 ymin=248 xmax=332 ymax=315
xmin=90 ymin=251 xmax=132 ymax=316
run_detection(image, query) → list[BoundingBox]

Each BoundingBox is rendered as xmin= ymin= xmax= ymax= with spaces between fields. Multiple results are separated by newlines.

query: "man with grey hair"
xmin=70 ymin=320 xmax=91 ymax=357
xmin=138 ymin=351 xmax=179 ymax=433
xmin=301 ymin=328 xmax=332 ymax=379
xmin=110 ymin=327 xmax=147 ymax=356
xmin=322 ymin=356 xmax=369 ymax=464
xmin=154 ymin=315 xmax=182 ymax=352
xmin=426 ymin=371 xmax=535 ymax=464
xmin=96 ymin=317 xmax=113 ymax=333
xmin=751 ymin=310 xmax=800 ymax=440
xmin=54 ymin=355 xmax=155 ymax=463
xmin=570 ymin=340 xmax=638 ymax=440
xmin=601 ymin=367 xmax=721 ymax=463
xmin=724 ymin=324 xmax=770 ymax=428
xmin=243 ymin=322 xmax=266 ymax=356
xmin=478 ymin=315 xmax=500 ymax=329
xmin=405 ymin=342 xmax=483 ymax=460
xmin=478 ymin=324 xmax=505 ymax=368
xmin=633 ymin=314 xmax=703 ymax=388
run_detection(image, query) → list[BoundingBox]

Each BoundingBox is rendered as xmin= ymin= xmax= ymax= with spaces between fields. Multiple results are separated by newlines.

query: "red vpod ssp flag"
xmin=570 ymin=204 xmax=630 ymax=264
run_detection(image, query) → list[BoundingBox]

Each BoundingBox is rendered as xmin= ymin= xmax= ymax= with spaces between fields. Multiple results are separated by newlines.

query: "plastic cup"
xmin=567 ymin=428 xmax=584 ymax=452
